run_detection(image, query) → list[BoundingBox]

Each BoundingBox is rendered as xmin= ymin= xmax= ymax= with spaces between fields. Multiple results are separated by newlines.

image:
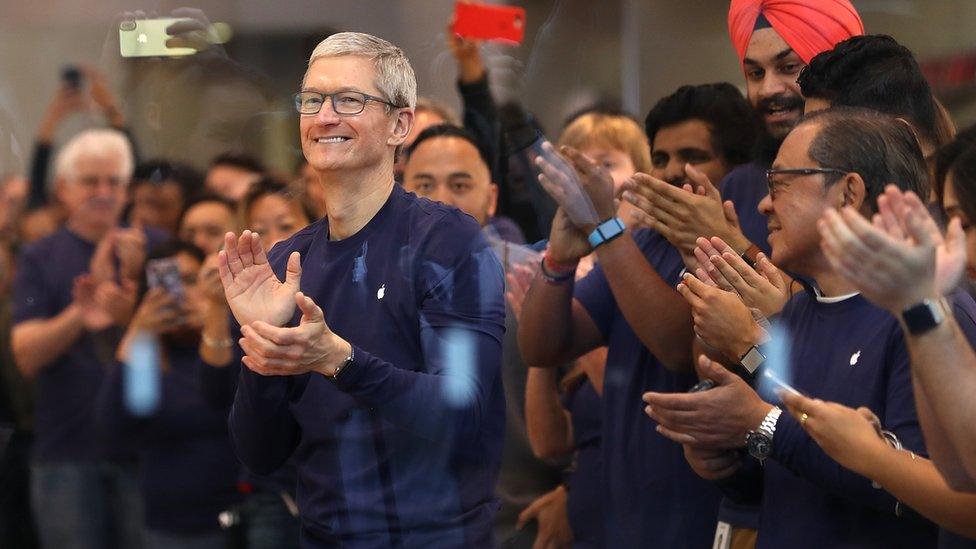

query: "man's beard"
xmin=751 ymin=93 xmax=805 ymax=166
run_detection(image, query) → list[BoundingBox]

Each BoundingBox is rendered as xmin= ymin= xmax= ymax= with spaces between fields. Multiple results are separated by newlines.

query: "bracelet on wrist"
xmin=540 ymin=255 xmax=577 ymax=284
xmin=587 ymin=217 xmax=626 ymax=250
xmin=202 ymin=333 xmax=234 ymax=349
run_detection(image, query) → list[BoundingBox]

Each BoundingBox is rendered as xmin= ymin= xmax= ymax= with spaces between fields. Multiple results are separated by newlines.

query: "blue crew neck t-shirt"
xmin=12 ymin=225 xmax=167 ymax=463
xmin=719 ymin=161 xmax=771 ymax=255
xmin=574 ymin=229 xmax=721 ymax=548
xmin=229 ymin=184 xmax=507 ymax=548
xmin=752 ymin=290 xmax=976 ymax=548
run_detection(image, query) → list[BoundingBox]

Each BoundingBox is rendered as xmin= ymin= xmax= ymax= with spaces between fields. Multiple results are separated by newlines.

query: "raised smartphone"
xmin=452 ymin=2 xmax=526 ymax=44
xmin=119 ymin=18 xmax=197 ymax=58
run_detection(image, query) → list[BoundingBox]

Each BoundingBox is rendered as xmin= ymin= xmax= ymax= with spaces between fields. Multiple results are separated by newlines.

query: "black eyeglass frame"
xmin=294 ymin=90 xmax=404 ymax=116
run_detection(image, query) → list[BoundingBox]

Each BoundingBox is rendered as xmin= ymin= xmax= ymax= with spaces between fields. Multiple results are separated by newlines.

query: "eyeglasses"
xmin=765 ymin=167 xmax=848 ymax=189
xmin=294 ymin=90 xmax=402 ymax=116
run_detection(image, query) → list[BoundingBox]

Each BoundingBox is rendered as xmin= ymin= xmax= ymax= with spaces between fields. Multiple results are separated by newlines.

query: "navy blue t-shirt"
xmin=229 ymin=184 xmax=506 ymax=548
xmin=96 ymin=344 xmax=242 ymax=533
xmin=574 ymin=229 xmax=721 ymax=547
xmin=12 ymin=225 xmax=167 ymax=462
xmin=720 ymin=161 xmax=771 ymax=255
xmin=561 ymin=378 xmax=603 ymax=548
xmin=751 ymin=290 xmax=976 ymax=548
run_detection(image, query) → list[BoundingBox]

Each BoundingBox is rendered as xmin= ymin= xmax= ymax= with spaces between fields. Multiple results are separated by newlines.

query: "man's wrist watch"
xmin=901 ymin=298 xmax=948 ymax=336
xmin=746 ymin=406 xmax=782 ymax=463
xmin=739 ymin=344 xmax=766 ymax=376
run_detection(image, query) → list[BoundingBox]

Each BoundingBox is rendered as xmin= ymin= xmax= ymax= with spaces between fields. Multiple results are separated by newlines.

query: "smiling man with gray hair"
xmin=11 ymin=128 xmax=156 ymax=549
xmin=220 ymin=32 xmax=506 ymax=547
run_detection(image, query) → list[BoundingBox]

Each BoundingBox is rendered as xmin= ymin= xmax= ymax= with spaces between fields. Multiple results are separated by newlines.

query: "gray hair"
xmin=54 ymin=129 xmax=133 ymax=184
xmin=800 ymin=107 xmax=929 ymax=213
xmin=305 ymin=32 xmax=417 ymax=109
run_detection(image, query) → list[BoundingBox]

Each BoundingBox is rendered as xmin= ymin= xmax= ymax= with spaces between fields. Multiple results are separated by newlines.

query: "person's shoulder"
xmin=719 ymin=161 xmax=766 ymax=190
xmin=397 ymin=189 xmax=483 ymax=241
xmin=19 ymin=226 xmax=70 ymax=259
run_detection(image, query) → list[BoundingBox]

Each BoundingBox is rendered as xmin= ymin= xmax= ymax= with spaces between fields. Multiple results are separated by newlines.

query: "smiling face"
xmin=403 ymin=135 xmax=497 ymax=226
xmin=650 ymin=119 xmax=730 ymax=187
xmin=758 ymin=122 xmax=843 ymax=274
xmin=299 ymin=55 xmax=412 ymax=177
xmin=743 ymin=28 xmax=806 ymax=139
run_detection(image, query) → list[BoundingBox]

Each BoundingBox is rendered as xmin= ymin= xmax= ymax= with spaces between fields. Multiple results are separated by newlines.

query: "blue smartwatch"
xmin=588 ymin=217 xmax=626 ymax=249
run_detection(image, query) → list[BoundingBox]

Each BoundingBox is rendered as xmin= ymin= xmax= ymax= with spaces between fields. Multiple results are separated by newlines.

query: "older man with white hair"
xmin=12 ymin=128 xmax=158 ymax=549
xmin=219 ymin=33 xmax=506 ymax=547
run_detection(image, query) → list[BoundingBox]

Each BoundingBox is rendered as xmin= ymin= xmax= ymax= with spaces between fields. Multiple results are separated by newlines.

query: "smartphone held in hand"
xmin=119 ymin=18 xmax=196 ymax=58
xmin=452 ymin=2 xmax=526 ymax=45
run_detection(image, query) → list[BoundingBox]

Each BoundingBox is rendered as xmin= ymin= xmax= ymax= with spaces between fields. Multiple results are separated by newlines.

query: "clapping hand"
xmin=217 ymin=230 xmax=301 ymax=327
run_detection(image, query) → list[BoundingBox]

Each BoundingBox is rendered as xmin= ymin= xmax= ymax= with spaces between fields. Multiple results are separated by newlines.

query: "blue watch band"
xmin=587 ymin=217 xmax=626 ymax=249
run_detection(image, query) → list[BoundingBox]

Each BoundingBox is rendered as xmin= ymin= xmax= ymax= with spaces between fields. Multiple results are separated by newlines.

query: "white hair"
xmin=305 ymin=32 xmax=417 ymax=109
xmin=54 ymin=129 xmax=133 ymax=184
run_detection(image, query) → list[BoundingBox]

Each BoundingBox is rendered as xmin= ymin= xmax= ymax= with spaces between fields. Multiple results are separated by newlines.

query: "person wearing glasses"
xmin=218 ymin=32 xmax=506 ymax=547
xmin=643 ymin=107 xmax=976 ymax=548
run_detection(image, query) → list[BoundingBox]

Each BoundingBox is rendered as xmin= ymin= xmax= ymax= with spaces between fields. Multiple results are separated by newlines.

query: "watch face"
xmin=747 ymin=433 xmax=771 ymax=459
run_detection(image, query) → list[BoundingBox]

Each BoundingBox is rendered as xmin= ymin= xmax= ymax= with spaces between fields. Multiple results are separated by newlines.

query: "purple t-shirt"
xmin=574 ymin=229 xmax=721 ymax=548
xmin=12 ymin=225 xmax=167 ymax=462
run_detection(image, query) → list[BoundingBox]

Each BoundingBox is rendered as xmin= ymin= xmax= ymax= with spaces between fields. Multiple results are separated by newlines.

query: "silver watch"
xmin=739 ymin=345 xmax=766 ymax=375
xmin=746 ymin=407 xmax=782 ymax=463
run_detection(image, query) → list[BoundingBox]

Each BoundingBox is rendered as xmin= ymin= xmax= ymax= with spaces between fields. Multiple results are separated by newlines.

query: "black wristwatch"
xmin=901 ymin=298 xmax=947 ymax=336
xmin=746 ymin=407 xmax=782 ymax=463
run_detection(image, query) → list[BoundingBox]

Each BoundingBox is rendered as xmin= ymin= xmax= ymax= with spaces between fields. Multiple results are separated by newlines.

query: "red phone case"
xmin=452 ymin=2 xmax=526 ymax=45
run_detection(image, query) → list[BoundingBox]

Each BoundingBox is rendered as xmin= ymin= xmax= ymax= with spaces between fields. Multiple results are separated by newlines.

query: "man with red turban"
xmin=729 ymin=0 xmax=864 ymax=141
xmin=626 ymin=0 xmax=864 ymax=286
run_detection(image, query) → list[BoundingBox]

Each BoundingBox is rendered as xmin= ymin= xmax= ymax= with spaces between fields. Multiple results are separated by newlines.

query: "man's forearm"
xmin=595 ymin=234 xmax=694 ymax=371
xmin=12 ymin=304 xmax=85 ymax=377
xmin=525 ymin=367 xmax=573 ymax=459
xmin=905 ymin=317 xmax=976 ymax=486
xmin=517 ymin=273 xmax=577 ymax=367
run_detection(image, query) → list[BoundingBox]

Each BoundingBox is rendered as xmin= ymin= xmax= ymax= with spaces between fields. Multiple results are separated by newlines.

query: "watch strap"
xmin=587 ymin=217 xmax=626 ymax=249
xmin=901 ymin=298 xmax=947 ymax=336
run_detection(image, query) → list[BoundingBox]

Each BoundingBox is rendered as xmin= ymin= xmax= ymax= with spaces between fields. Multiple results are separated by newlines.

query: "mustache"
xmin=757 ymin=94 xmax=805 ymax=113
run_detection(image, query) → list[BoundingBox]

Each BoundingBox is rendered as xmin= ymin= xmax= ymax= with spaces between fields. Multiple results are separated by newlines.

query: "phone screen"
xmin=119 ymin=18 xmax=197 ymax=58
xmin=146 ymin=258 xmax=185 ymax=301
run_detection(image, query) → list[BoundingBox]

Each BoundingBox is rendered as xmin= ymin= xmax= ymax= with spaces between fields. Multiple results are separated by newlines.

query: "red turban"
xmin=728 ymin=0 xmax=864 ymax=65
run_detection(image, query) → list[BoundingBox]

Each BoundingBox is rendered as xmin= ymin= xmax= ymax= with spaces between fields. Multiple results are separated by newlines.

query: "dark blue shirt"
xmin=574 ymin=229 xmax=721 ymax=547
xmin=752 ymin=290 xmax=976 ymax=548
xmin=561 ymin=378 xmax=603 ymax=548
xmin=96 ymin=344 xmax=242 ymax=533
xmin=719 ymin=161 xmax=771 ymax=255
xmin=12 ymin=226 xmax=166 ymax=462
xmin=229 ymin=184 xmax=507 ymax=548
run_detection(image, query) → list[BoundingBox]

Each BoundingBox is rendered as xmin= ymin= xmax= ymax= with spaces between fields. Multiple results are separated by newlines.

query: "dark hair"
xmin=798 ymin=35 xmax=940 ymax=148
xmin=406 ymin=124 xmax=492 ymax=170
xmin=644 ymin=83 xmax=757 ymax=167
xmin=800 ymin=107 xmax=929 ymax=212
xmin=178 ymin=192 xmax=236 ymax=231
xmin=132 ymin=159 xmax=204 ymax=201
xmin=934 ymin=124 xmax=976 ymax=206
xmin=209 ymin=152 xmax=266 ymax=175
xmin=240 ymin=176 xmax=317 ymax=225
xmin=946 ymin=146 xmax=976 ymax=225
